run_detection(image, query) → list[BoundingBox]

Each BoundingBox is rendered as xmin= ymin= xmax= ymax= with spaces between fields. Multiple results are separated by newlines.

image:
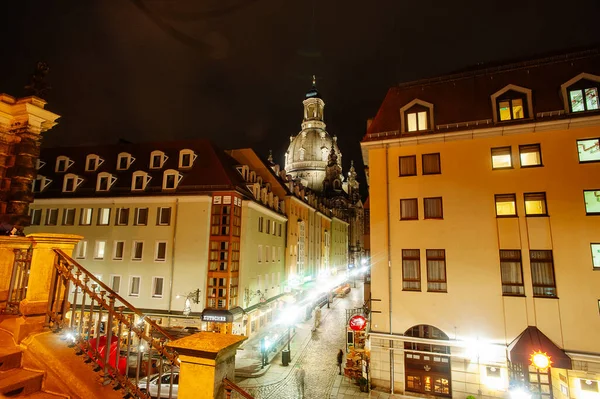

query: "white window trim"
xmin=36 ymin=159 xmax=46 ymax=170
xmin=80 ymin=208 xmax=93 ymax=225
xmin=85 ymin=154 xmax=104 ymax=172
xmin=45 ymin=208 xmax=58 ymax=225
xmin=135 ymin=207 xmax=149 ymax=225
xmin=62 ymin=208 xmax=76 ymax=225
xmin=117 ymin=152 xmax=135 ymax=171
xmin=560 ymin=73 xmax=600 ymax=114
xmin=155 ymin=241 xmax=168 ymax=262
xmin=132 ymin=241 xmax=144 ymax=261
xmin=399 ymin=99 xmax=435 ymax=134
xmin=113 ymin=240 xmax=125 ymax=261
xmin=162 ymin=169 xmax=183 ymax=190
xmin=152 ymin=276 xmax=165 ymax=298
xmin=33 ymin=175 xmax=52 ymax=193
xmin=490 ymin=84 xmax=533 ymax=123
xmin=76 ymin=240 xmax=88 ymax=259
xmin=150 ymin=150 xmax=168 ymax=169
xmin=98 ymin=208 xmax=111 ymax=226
xmin=94 ymin=240 xmax=107 ymax=260
xmin=131 ymin=171 xmax=151 ymax=191
xmin=157 ymin=207 xmax=171 ymax=226
xmin=62 ymin=173 xmax=84 ymax=193
xmin=129 ymin=276 xmax=141 ymax=297
xmin=179 ymin=149 xmax=197 ymax=168
xmin=109 ymin=274 xmax=121 ymax=293
xmin=96 ymin=172 xmax=117 ymax=192
xmin=55 ymin=155 xmax=74 ymax=173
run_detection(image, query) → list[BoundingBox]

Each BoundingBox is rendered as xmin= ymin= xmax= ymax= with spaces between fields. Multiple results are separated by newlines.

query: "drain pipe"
xmin=385 ymin=144 xmax=394 ymax=394
xmin=167 ymin=198 xmax=179 ymax=319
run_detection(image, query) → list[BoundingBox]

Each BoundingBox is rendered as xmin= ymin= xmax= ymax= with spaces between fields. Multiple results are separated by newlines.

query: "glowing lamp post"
xmin=280 ymin=306 xmax=298 ymax=366
xmin=530 ymin=350 xmax=552 ymax=371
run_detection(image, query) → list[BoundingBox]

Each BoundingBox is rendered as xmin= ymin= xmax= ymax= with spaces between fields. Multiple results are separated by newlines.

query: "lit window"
xmin=426 ymin=249 xmax=447 ymax=292
xmin=422 ymin=153 xmax=441 ymax=175
xmin=179 ymin=149 xmax=197 ymax=168
xmin=80 ymin=208 xmax=93 ymax=225
xmin=491 ymin=147 xmax=512 ymax=169
xmin=499 ymin=250 xmax=524 ymax=296
xmin=75 ymin=241 xmax=88 ymax=259
xmin=62 ymin=208 xmax=76 ymax=226
xmin=570 ymin=88 xmax=599 ymax=112
xmin=423 ymin=197 xmax=443 ymax=219
xmin=155 ymin=242 xmax=167 ymax=262
xmin=113 ymin=241 xmax=124 ymax=260
xmin=132 ymin=241 xmax=143 ymax=261
xmin=30 ymin=209 xmax=42 ymax=225
xmin=129 ymin=276 xmax=141 ymax=296
xmin=495 ymin=194 xmax=517 ymax=217
xmin=402 ymin=249 xmax=421 ymax=291
xmin=134 ymin=208 xmax=149 ymax=226
xmin=400 ymin=198 xmax=418 ymax=220
xmin=85 ymin=154 xmax=104 ymax=172
xmin=498 ymin=98 xmax=525 ymax=121
xmin=584 ymin=190 xmax=600 ymax=215
xmin=41 ymin=208 xmax=58 ymax=226
xmin=577 ymin=138 xmax=600 ymax=163
xmin=97 ymin=208 xmax=111 ymax=225
xmin=579 ymin=379 xmax=599 ymax=394
xmin=407 ymin=111 xmax=428 ymax=132
xmin=163 ymin=169 xmax=182 ymax=190
xmin=110 ymin=275 xmax=121 ymax=293
xmin=157 ymin=207 xmax=171 ymax=225
xmin=519 ymin=144 xmax=542 ymax=167
xmin=530 ymin=250 xmax=556 ymax=298
xmin=399 ymin=155 xmax=417 ymax=176
xmin=94 ymin=241 xmax=106 ymax=260
xmin=55 ymin=156 xmax=74 ymax=173
xmin=32 ymin=175 xmax=52 ymax=193
xmin=152 ymin=277 xmax=164 ymax=298
xmin=116 ymin=208 xmax=130 ymax=225
xmin=590 ymin=243 xmax=600 ymax=270
xmin=116 ymin=152 xmax=135 ymax=170
xmin=150 ymin=150 xmax=168 ymax=169
xmin=524 ymin=192 xmax=548 ymax=216
xmin=63 ymin=174 xmax=83 ymax=193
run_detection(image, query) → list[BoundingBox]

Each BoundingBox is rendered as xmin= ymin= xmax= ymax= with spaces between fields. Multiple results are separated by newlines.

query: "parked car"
xmin=137 ymin=371 xmax=179 ymax=398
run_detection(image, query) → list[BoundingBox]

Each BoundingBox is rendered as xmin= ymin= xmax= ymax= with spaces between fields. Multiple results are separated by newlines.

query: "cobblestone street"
xmin=237 ymin=281 xmax=365 ymax=399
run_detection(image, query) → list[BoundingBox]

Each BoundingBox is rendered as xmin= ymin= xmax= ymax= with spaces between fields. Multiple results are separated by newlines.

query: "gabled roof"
xmin=365 ymin=47 xmax=600 ymax=139
xmin=35 ymin=139 xmax=252 ymax=199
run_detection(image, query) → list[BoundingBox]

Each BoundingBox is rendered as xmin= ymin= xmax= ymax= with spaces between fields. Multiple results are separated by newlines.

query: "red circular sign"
xmin=348 ymin=315 xmax=367 ymax=331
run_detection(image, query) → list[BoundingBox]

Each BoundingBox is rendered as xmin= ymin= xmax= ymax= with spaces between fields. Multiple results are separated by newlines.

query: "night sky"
xmin=2 ymin=0 xmax=599 ymax=189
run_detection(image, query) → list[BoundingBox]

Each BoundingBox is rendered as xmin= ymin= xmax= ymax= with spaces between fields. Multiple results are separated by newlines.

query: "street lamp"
xmin=177 ymin=289 xmax=201 ymax=316
xmin=280 ymin=306 xmax=298 ymax=366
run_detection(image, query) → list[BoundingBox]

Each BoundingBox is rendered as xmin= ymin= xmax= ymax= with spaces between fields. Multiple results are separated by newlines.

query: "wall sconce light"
xmin=177 ymin=289 xmax=201 ymax=316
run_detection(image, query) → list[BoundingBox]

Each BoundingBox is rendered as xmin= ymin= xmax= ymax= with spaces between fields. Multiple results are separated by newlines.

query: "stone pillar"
xmin=166 ymin=333 xmax=247 ymax=399
xmin=0 ymin=94 xmax=60 ymax=228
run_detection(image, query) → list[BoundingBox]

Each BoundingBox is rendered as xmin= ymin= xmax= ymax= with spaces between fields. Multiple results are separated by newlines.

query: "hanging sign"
xmin=348 ymin=314 xmax=367 ymax=331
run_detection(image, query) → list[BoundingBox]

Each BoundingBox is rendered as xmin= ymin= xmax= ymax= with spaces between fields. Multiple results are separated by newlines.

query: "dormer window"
xmin=32 ymin=175 xmax=52 ymax=193
xmin=561 ymin=73 xmax=600 ymax=114
xmin=85 ymin=154 xmax=104 ymax=172
xmin=163 ymin=169 xmax=182 ymax=190
xmin=150 ymin=150 xmax=168 ymax=169
xmin=400 ymin=99 xmax=434 ymax=134
xmin=96 ymin=172 xmax=117 ymax=192
xmin=55 ymin=156 xmax=74 ymax=173
xmin=131 ymin=171 xmax=151 ymax=191
xmin=570 ymin=88 xmax=599 ymax=112
xmin=63 ymin=173 xmax=84 ymax=193
xmin=117 ymin=152 xmax=135 ymax=170
xmin=491 ymin=85 xmax=532 ymax=123
xmin=179 ymin=149 xmax=197 ymax=168
xmin=36 ymin=159 xmax=46 ymax=170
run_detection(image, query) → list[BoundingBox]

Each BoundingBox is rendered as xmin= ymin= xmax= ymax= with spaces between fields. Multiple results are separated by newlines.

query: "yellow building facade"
xmin=362 ymin=49 xmax=600 ymax=399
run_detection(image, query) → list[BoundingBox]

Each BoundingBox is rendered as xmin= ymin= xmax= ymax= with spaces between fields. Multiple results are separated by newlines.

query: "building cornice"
xmin=245 ymin=200 xmax=287 ymax=222
xmin=33 ymin=195 xmax=213 ymax=206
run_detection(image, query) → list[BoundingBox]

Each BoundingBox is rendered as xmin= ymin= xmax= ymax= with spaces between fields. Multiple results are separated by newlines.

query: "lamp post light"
xmin=177 ymin=289 xmax=201 ymax=316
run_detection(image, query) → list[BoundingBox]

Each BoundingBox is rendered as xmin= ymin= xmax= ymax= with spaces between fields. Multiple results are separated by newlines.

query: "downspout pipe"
xmin=167 ymin=198 xmax=179 ymax=316
xmin=385 ymin=144 xmax=394 ymax=393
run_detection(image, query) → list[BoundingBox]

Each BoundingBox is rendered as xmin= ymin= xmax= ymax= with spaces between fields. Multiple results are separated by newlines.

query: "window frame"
xmin=499 ymin=250 xmax=525 ymax=296
xmin=62 ymin=173 xmax=83 ymax=193
xmin=75 ymin=240 xmax=88 ymax=259
xmin=62 ymin=208 xmax=76 ymax=226
xmin=163 ymin=169 xmax=183 ymax=190
xmin=491 ymin=84 xmax=533 ymax=123
xmin=529 ymin=250 xmax=557 ymax=298
xmin=591 ymin=243 xmax=600 ymax=270
xmin=113 ymin=240 xmax=125 ymax=261
xmin=402 ymin=249 xmax=421 ymax=291
xmin=129 ymin=276 xmax=141 ymax=297
xmin=157 ymin=207 xmax=172 ymax=225
xmin=584 ymin=190 xmax=600 ymax=215
xmin=568 ymin=86 xmax=599 ymax=113
xmin=32 ymin=175 xmax=52 ymax=193
xmin=97 ymin=208 xmax=111 ymax=226
xmin=399 ymin=155 xmax=417 ymax=177
xmin=117 ymin=152 xmax=135 ymax=171
xmin=518 ymin=144 xmax=543 ymax=168
xmin=30 ymin=208 xmax=42 ymax=225
xmin=179 ymin=149 xmax=197 ymax=168
xmin=400 ymin=198 xmax=419 ymax=221
xmin=131 ymin=241 xmax=144 ymax=261
xmin=115 ymin=208 xmax=130 ymax=226
xmin=131 ymin=171 xmax=151 ymax=191
xmin=94 ymin=240 xmax=107 ymax=260
xmin=96 ymin=172 xmax=116 ymax=192
xmin=497 ymin=96 xmax=526 ymax=122
xmin=491 ymin=147 xmax=513 ymax=170
xmin=45 ymin=208 xmax=59 ymax=226
xmin=152 ymin=277 xmax=164 ymax=298
xmin=422 ymin=153 xmax=441 ymax=175
xmin=55 ymin=155 xmax=74 ymax=173
xmin=85 ymin=154 xmax=104 ymax=172
xmin=155 ymin=241 xmax=167 ymax=262
xmin=110 ymin=275 xmax=121 ymax=293
xmin=134 ymin=207 xmax=149 ymax=226
xmin=495 ymin=194 xmax=518 ymax=217
xmin=423 ymin=197 xmax=443 ymax=219
xmin=149 ymin=150 xmax=168 ymax=169
xmin=524 ymin=192 xmax=548 ymax=216
xmin=79 ymin=208 xmax=93 ymax=225
xmin=426 ymin=249 xmax=447 ymax=293
xmin=577 ymin=138 xmax=600 ymax=163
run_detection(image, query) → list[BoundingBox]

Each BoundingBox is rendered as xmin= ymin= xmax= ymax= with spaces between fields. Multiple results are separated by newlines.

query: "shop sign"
xmin=202 ymin=315 xmax=228 ymax=322
xmin=348 ymin=314 xmax=367 ymax=331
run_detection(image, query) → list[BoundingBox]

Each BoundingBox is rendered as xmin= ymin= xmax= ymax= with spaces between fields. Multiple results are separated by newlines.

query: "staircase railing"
xmin=223 ymin=378 xmax=254 ymax=399
xmin=5 ymin=247 xmax=33 ymax=314
xmin=47 ymin=248 xmax=180 ymax=399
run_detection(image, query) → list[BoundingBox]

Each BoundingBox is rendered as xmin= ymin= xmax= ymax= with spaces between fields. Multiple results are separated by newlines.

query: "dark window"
xmin=62 ymin=208 xmax=76 ymax=226
xmin=424 ymin=197 xmax=443 ymax=219
xmin=30 ymin=209 xmax=42 ymax=225
xmin=114 ymin=241 xmax=124 ymax=260
xmin=118 ymin=156 xmax=128 ymax=170
xmin=158 ymin=207 xmax=172 ymax=225
xmin=400 ymin=199 xmax=418 ymax=220
xmin=402 ymin=249 xmax=421 ymax=291
xmin=519 ymin=144 xmax=542 ymax=167
xmin=98 ymin=176 xmax=109 ymax=191
xmin=134 ymin=175 xmax=144 ymax=190
xmin=524 ymin=192 xmax=548 ymax=216
xmin=399 ymin=156 xmax=417 ymax=176
xmin=135 ymin=208 xmax=148 ymax=225
xmin=426 ymin=249 xmax=447 ymax=292
xmin=495 ymin=194 xmax=517 ymax=217
xmin=165 ymin=174 xmax=176 ymax=189
xmin=57 ymin=159 xmax=67 ymax=172
xmin=64 ymin=177 xmax=75 ymax=192
xmin=132 ymin=242 xmax=143 ymax=260
xmin=422 ymin=153 xmax=441 ymax=175
xmin=116 ymin=208 xmax=130 ymax=226
xmin=499 ymin=250 xmax=524 ymax=296
xmin=181 ymin=153 xmax=191 ymax=167
xmin=87 ymin=158 xmax=97 ymax=171
xmin=45 ymin=209 xmax=58 ymax=226
xmin=491 ymin=147 xmax=513 ymax=169
xmin=530 ymin=250 xmax=557 ymax=298
xmin=152 ymin=155 xmax=162 ymax=168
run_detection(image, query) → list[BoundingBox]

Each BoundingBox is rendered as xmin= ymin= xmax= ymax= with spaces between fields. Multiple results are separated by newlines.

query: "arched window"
xmin=179 ymin=149 xmax=197 ymax=168
xmin=163 ymin=169 xmax=183 ymax=190
xmin=63 ymin=173 xmax=84 ymax=193
xmin=117 ymin=152 xmax=135 ymax=170
xmin=96 ymin=172 xmax=117 ymax=192
xmin=131 ymin=171 xmax=151 ymax=191
xmin=85 ymin=154 xmax=104 ymax=172
xmin=55 ymin=155 xmax=74 ymax=173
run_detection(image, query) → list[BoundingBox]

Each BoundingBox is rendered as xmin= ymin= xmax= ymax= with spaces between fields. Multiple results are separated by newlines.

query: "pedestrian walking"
xmin=296 ymin=364 xmax=306 ymax=398
xmin=337 ymin=349 xmax=344 ymax=375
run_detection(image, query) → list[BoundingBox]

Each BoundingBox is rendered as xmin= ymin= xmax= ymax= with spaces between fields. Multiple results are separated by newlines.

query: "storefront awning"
xmin=508 ymin=326 xmax=572 ymax=369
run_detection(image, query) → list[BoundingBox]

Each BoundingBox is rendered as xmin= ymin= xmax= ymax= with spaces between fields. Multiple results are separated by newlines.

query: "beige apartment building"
xmin=361 ymin=48 xmax=600 ymax=399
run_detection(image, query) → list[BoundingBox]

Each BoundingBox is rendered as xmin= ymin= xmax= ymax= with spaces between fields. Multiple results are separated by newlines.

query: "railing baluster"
xmin=95 ymin=291 xmax=105 ymax=358
xmin=14 ymin=250 xmax=25 ymax=303
xmin=87 ymin=284 xmax=96 ymax=349
xmin=115 ymin=306 xmax=124 ymax=381
xmin=146 ymin=343 xmax=152 ymax=392
xmin=125 ymin=316 xmax=132 ymax=379
xmin=157 ymin=337 xmax=163 ymax=399
xmin=46 ymin=257 xmax=60 ymax=327
xmin=78 ymin=276 xmax=89 ymax=338
xmin=20 ymin=248 xmax=33 ymax=304
xmin=60 ymin=264 xmax=72 ymax=328
xmin=103 ymin=294 xmax=115 ymax=381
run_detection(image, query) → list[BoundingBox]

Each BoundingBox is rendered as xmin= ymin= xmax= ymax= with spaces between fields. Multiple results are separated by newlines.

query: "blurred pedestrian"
xmin=337 ymin=349 xmax=344 ymax=375
xmin=296 ymin=364 xmax=305 ymax=398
